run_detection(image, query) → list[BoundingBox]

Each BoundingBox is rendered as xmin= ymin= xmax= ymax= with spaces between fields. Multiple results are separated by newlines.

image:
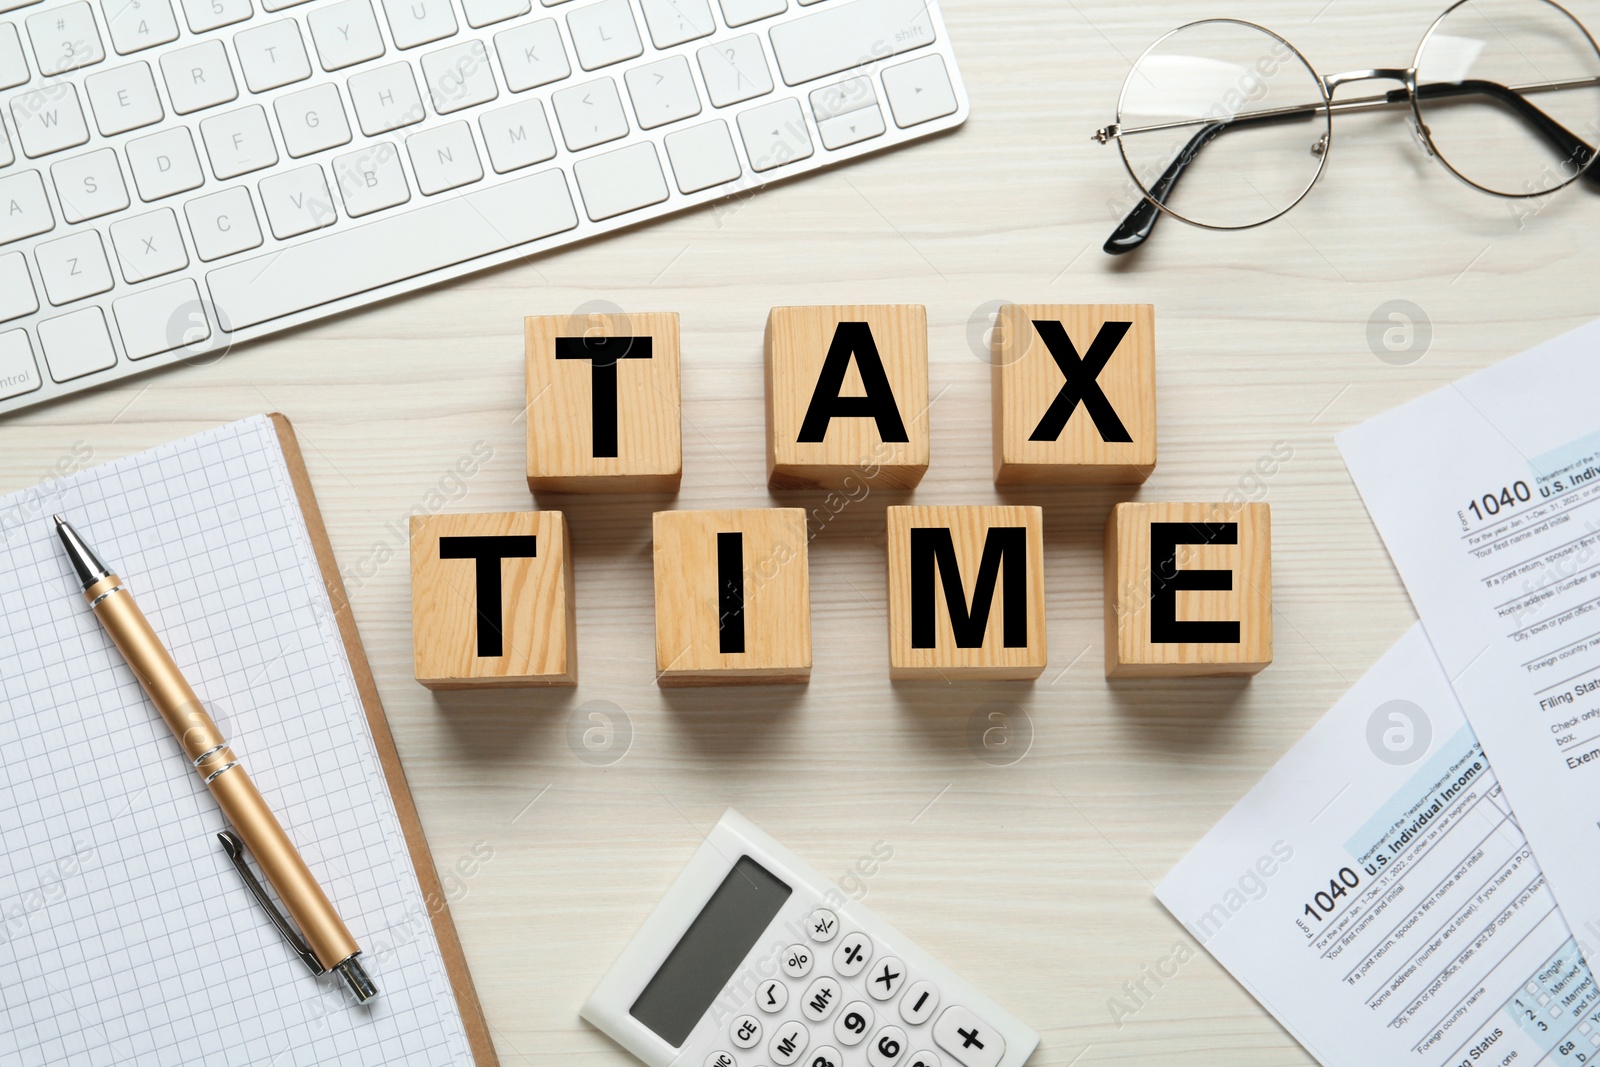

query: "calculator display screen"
xmin=630 ymin=856 xmax=792 ymax=1046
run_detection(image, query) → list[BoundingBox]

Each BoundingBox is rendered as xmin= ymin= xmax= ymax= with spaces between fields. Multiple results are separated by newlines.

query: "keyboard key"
xmin=800 ymin=975 xmax=844 ymax=1021
xmin=462 ymin=0 xmax=527 ymax=27
xmin=332 ymin=142 xmax=409 ymax=216
xmin=882 ymin=54 xmax=955 ymax=127
xmin=422 ymin=39 xmax=498 ymax=113
xmin=817 ymin=103 xmax=881 ymax=148
xmin=718 ymin=0 xmax=783 ymax=26
xmin=38 ymin=307 xmax=117 ymax=381
xmin=381 ymin=0 xmax=457 ymax=49
xmin=932 ymin=1008 xmax=1002 ymax=1067
xmin=898 ymin=981 xmax=939 ymax=1026
xmin=770 ymin=1020 xmax=809 ymax=1067
xmin=755 ymin=977 xmax=788 ymax=1014
xmin=664 ymin=118 xmax=739 ymax=192
xmin=0 ymin=24 xmax=28 ymax=89
xmin=552 ymin=76 xmax=626 ymax=150
xmin=308 ymin=0 xmax=385 ymax=71
xmin=407 ymin=120 xmax=481 ymax=194
xmin=178 ymin=0 xmax=252 ymax=32
xmin=697 ymin=34 xmax=771 ymax=108
xmin=261 ymin=0 xmax=314 ymax=9
xmin=109 ymin=207 xmax=189 ymax=280
xmin=258 ymin=163 xmax=336 ymax=238
xmin=86 ymin=62 xmax=165 ymax=135
xmin=234 ymin=19 xmax=311 ymax=92
xmin=639 ymin=0 xmax=713 ymax=48
xmin=479 ymin=98 xmax=555 ymax=173
xmin=27 ymin=4 xmax=105 ymax=75
xmin=0 ymin=170 xmax=53 ymax=244
xmin=0 ymin=252 xmax=39 ymax=322
xmin=867 ymin=957 xmax=906 ymax=1000
xmin=36 ymin=229 xmax=114 ymax=304
xmin=274 ymin=83 xmax=352 ymax=156
xmin=566 ymin=0 xmax=641 ymax=71
xmin=348 ymin=62 xmax=425 ymax=135
xmin=126 ymin=126 xmax=205 ymax=199
xmin=867 ymin=1025 xmax=907 ymax=1067
xmin=0 ymin=0 xmax=42 ymax=10
xmin=200 ymin=105 xmax=277 ymax=178
xmin=834 ymin=931 xmax=873 ymax=976
xmin=737 ymin=97 xmax=811 ymax=171
xmin=185 ymin=185 xmax=263 ymax=259
xmin=205 ymin=167 xmax=576 ymax=329
xmin=102 ymin=0 xmax=180 ymax=55
xmin=11 ymin=86 xmax=92 ymax=157
xmin=494 ymin=19 xmax=569 ymax=92
xmin=160 ymin=40 xmax=238 ymax=113
xmin=625 ymin=55 xmax=700 ymax=130
xmin=0 ymin=124 xmax=10 ymax=167
xmin=51 ymin=148 xmax=129 ymax=222
xmin=0 ymin=329 xmax=41 ymax=398
xmin=769 ymin=0 xmax=934 ymax=86
xmin=113 ymin=277 xmax=204 ymax=358
xmin=835 ymin=1002 xmax=874 ymax=1047
xmin=573 ymin=140 xmax=666 ymax=221
xmin=809 ymin=75 xmax=873 ymax=121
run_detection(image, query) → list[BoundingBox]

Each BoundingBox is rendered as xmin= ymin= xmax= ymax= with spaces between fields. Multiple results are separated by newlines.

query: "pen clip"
xmin=218 ymin=830 xmax=326 ymax=977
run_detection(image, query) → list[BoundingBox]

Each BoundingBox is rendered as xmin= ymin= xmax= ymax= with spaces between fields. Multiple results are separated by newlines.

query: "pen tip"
xmin=52 ymin=514 xmax=66 ymax=528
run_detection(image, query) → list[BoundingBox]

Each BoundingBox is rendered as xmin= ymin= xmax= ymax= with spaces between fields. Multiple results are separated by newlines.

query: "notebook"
xmin=0 ymin=415 xmax=496 ymax=1067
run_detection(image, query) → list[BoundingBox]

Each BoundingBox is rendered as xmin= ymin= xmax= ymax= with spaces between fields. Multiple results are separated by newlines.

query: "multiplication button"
xmin=756 ymin=978 xmax=788 ymax=1013
xmin=932 ymin=1006 xmax=1005 ymax=1067
xmin=808 ymin=907 xmax=840 ymax=942
xmin=769 ymin=1019 xmax=809 ymax=1066
xmin=834 ymin=931 xmax=873 ymax=977
xmin=900 ymin=981 xmax=940 ymax=1025
xmin=867 ymin=956 xmax=906 ymax=1000
xmin=731 ymin=1015 xmax=762 ymax=1049
xmin=782 ymin=943 xmax=815 ymax=978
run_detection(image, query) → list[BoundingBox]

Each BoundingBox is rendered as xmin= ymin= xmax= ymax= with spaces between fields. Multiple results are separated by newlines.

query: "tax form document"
xmin=1339 ymin=320 xmax=1600 ymax=972
xmin=1157 ymin=626 xmax=1600 ymax=1067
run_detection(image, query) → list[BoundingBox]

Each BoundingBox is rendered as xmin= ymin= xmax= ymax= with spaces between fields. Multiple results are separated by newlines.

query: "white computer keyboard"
xmin=0 ymin=0 xmax=967 ymax=414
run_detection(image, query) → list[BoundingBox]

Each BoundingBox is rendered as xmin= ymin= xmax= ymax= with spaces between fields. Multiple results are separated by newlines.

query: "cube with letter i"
xmin=525 ymin=311 xmax=682 ymax=493
xmin=652 ymin=508 xmax=811 ymax=687
xmin=992 ymin=304 xmax=1157 ymax=485
xmin=1104 ymin=502 xmax=1273 ymax=678
xmin=766 ymin=305 xmax=930 ymax=490
xmin=410 ymin=511 xmax=577 ymax=688
xmin=885 ymin=505 xmax=1048 ymax=680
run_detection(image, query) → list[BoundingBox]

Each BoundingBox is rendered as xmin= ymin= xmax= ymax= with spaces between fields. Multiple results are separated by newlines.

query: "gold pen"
xmin=53 ymin=515 xmax=378 ymax=1003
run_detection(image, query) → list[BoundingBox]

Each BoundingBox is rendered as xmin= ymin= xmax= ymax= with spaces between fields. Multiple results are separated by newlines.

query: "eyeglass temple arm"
xmin=1104 ymin=80 xmax=1598 ymax=256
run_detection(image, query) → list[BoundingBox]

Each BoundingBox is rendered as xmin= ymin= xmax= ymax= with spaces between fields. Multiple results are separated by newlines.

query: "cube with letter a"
xmin=992 ymin=304 xmax=1157 ymax=485
xmin=885 ymin=505 xmax=1048 ymax=680
xmin=410 ymin=511 xmax=577 ymax=688
xmin=1104 ymin=502 xmax=1272 ymax=678
xmin=525 ymin=311 xmax=682 ymax=493
xmin=652 ymin=508 xmax=811 ymax=687
xmin=766 ymin=305 xmax=930 ymax=491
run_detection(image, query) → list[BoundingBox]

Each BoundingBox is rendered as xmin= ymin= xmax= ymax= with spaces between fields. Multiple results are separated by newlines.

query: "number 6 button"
xmin=933 ymin=1006 xmax=1005 ymax=1067
xmin=834 ymin=931 xmax=872 ymax=977
xmin=868 ymin=1024 xmax=908 ymax=1067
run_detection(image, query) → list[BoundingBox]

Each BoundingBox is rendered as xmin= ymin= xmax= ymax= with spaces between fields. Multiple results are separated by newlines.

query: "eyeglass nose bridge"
xmin=1321 ymin=68 xmax=1436 ymax=156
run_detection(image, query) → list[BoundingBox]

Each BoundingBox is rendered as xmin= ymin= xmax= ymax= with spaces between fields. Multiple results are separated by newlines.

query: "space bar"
xmin=207 ymin=169 xmax=579 ymax=331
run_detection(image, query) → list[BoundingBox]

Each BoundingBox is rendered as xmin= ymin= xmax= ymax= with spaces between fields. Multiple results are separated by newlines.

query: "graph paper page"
xmin=0 ymin=416 xmax=475 ymax=1066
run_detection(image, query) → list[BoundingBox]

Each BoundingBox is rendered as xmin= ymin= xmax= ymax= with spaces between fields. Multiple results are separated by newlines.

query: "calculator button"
xmin=868 ymin=1025 xmax=908 ymax=1067
xmin=769 ymin=1019 xmax=809 ymax=1066
xmin=756 ymin=978 xmax=788 ymax=1013
xmin=899 ymin=981 xmax=940 ymax=1025
xmin=808 ymin=907 xmax=840 ymax=942
xmin=706 ymin=1053 xmax=736 ymax=1067
xmin=781 ymin=944 xmax=814 ymax=978
xmin=933 ymin=1006 xmax=1005 ymax=1067
xmin=907 ymin=1052 xmax=942 ymax=1067
xmin=867 ymin=956 xmax=906 ymax=1000
xmin=834 ymin=932 xmax=872 ymax=977
xmin=800 ymin=975 xmax=843 ymax=1021
xmin=808 ymin=1045 xmax=843 ymax=1067
xmin=835 ymin=1001 xmax=874 ymax=1046
xmin=731 ymin=1015 xmax=761 ymax=1049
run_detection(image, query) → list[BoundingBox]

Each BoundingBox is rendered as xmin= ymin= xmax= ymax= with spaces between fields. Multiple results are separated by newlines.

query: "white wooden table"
xmin=7 ymin=1 xmax=1600 ymax=1062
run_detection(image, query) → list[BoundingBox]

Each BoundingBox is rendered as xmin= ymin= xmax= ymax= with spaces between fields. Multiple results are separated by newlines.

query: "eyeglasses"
xmin=1093 ymin=0 xmax=1600 ymax=254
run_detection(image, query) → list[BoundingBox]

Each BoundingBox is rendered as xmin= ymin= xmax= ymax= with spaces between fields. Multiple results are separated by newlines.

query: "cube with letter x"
xmin=525 ymin=311 xmax=682 ymax=493
xmin=992 ymin=304 xmax=1157 ymax=485
xmin=410 ymin=511 xmax=577 ymax=688
xmin=766 ymin=305 xmax=930 ymax=490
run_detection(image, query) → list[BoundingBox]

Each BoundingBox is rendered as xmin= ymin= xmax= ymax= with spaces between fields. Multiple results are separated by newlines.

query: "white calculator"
xmin=581 ymin=810 xmax=1038 ymax=1067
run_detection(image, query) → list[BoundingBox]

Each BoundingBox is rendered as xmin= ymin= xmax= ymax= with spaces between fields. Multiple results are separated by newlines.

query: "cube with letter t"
xmin=766 ymin=305 xmax=930 ymax=490
xmin=410 ymin=511 xmax=578 ymax=688
xmin=525 ymin=311 xmax=682 ymax=493
xmin=885 ymin=505 xmax=1048 ymax=680
xmin=1104 ymin=502 xmax=1273 ymax=678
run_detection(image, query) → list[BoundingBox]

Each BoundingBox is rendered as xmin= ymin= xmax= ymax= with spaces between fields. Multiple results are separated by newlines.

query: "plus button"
xmin=958 ymin=1027 xmax=984 ymax=1050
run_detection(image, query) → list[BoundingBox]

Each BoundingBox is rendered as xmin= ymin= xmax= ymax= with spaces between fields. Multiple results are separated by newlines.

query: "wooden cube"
xmin=652 ymin=508 xmax=811 ymax=687
xmin=992 ymin=304 xmax=1157 ymax=485
xmin=525 ymin=311 xmax=682 ymax=493
xmin=885 ymin=505 xmax=1047 ymax=680
xmin=410 ymin=511 xmax=577 ymax=689
xmin=766 ymin=305 xmax=930 ymax=491
xmin=1104 ymin=502 xmax=1272 ymax=678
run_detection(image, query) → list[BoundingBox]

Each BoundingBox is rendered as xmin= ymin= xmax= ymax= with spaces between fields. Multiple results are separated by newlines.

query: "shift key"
xmin=768 ymin=0 xmax=935 ymax=87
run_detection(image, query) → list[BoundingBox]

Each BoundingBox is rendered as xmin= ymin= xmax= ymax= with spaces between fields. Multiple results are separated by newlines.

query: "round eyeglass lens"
xmin=1117 ymin=20 xmax=1331 ymax=229
xmin=1416 ymin=0 xmax=1600 ymax=196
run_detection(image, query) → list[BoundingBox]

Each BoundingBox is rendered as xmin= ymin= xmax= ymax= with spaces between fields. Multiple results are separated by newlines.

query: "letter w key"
xmin=1029 ymin=320 xmax=1133 ymax=443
